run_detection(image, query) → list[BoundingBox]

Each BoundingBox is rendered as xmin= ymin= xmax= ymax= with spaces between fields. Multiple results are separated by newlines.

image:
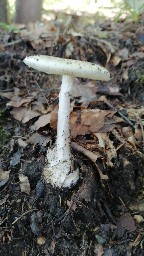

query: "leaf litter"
xmin=0 ymin=12 xmax=144 ymax=256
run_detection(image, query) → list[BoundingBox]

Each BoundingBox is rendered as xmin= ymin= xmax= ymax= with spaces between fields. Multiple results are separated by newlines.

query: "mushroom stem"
xmin=44 ymin=75 xmax=79 ymax=188
xmin=57 ymin=75 xmax=74 ymax=162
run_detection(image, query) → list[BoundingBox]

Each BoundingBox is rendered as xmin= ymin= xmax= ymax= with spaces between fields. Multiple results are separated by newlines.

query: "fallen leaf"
xmin=10 ymin=150 xmax=22 ymax=166
xmin=11 ymin=107 xmax=40 ymax=123
xmin=7 ymin=96 xmax=35 ymax=108
xmin=19 ymin=174 xmax=30 ymax=195
xmin=0 ymin=169 xmax=10 ymax=188
xmin=72 ymin=79 xmax=97 ymax=105
xmin=94 ymin=133 xmax=117 ymax=167
xmin=70 ymin=109 xmax=116 ymax=138
xmin=78 ymin=180 xmax=94 ymax=202
xmin=10 ymin=107 xmax=27 ymax=122
xmin=118 ymin=48 xmax=129 ymax=60
xmin=131 ymin=51 xmax=144 ymax=58
xmin=0 ymin=91 xmax=14 ymax=99
xmin=28 ymin=133 xmax=51 ymax=146
xmin=67 ymin=200 xmax=77 ymax=211
xmin=31 ymin=113 xmax=51 ymax=131
xmin=20 ymin=21 xmax=57 ymax=50
xmin=18 ymin=138 xmax=28 ymax=148
xmin=111 ymin=55 xmax=121 ymax=66
xmin=115 ymin=213 xmax=136 ymax=237
xmin=94 ymin=244 xmax=104 ymax=256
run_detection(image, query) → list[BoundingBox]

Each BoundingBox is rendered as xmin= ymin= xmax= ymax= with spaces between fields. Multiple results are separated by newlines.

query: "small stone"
xmin=37 ymin=236 xmax=46 ymax=245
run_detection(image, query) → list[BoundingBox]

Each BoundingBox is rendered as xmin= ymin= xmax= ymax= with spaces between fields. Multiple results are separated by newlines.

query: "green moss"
xmin=136 ymin=71 xmax=144 ymax=83
xmin=0 ymin=22 xmax=17 ymax=32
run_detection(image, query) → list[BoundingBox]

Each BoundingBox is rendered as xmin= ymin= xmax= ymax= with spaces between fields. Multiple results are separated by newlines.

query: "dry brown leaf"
xmin=71 ymin=109 xmax=116 ymax=138
xmin=0 ymin=91 xmax=14 ymax=99
xmin=31 ymin=101 xmax=50 ymax=114
xmin=97 ymin=38 xmax=115 ymax=63
xmin=94 ymin=244 xmax=104 ymax=256
xmin=111 ymin=55 xmax=121 ymax=66
xmin=10 ymin=107 xmax=40 ymax=123
xmin=31 ymin=113 xmax=51 ymax=131
xmin=112 ymin=128 xmax=136 ymax=151
xmin=20 ymin=22 xmax=57 ymax=50
xmin=122 ymin=69 xmax=129 ymax=80
xmin=0 ymin=169 xmax=10 ymax=188
xmin=72 ymin=79 xmax=97 ymax=105
xmin=94 ymin=133 xmax=117 ymax=167
xmin=115 ymin=213 xmax=136 ymax=237
xmin=10 ymin=107 xmax=27 ymax=122
xmin=67 ymin=200 xmax=77 ymax=211
xmin=127 ymin=107 xmax=144 ymax=121
xmin=131 ymin=51 xmax=144 ymax=58
xmin=19 ymin=174 xmax=30 ymax=195
xmin=28 ymin=133 xmax=51 ymax=146
xmin=118 ymin=48 xmax=129 ymax=60
xmin=5 ymin=87 xmax=37 ymax=108
xmin=78 ymin=179 xmax=95 ymax=202
xmin=7 ymin=96 xmax=35 ymax=108
xmin=95 ymin=82 xmax=121 ymax=96
xmin=18 ymin=138 xmax=28 ymax=148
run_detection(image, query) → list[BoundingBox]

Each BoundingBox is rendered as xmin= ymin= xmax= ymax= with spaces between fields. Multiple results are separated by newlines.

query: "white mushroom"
xmin=23 ymin=55 xmax=110 ymax=188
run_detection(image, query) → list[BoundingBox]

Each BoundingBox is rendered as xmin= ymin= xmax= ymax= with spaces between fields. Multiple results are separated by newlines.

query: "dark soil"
xmin=0 ymin=15 xmax=144 ymax=256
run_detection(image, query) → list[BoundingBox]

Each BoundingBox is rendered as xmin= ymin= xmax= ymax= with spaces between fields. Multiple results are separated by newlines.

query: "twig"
xmin=12 ymin=209 xmax=37 ymax=225
xmin=104 ymin=99 xmax=135 ymax=128
xmin=138 ymin=117 xmax=144 ymax=151
xmin=71 ymin=142 xmax=108 ymax=180
xmin=3 ymin=39 xmax=22 ymax=47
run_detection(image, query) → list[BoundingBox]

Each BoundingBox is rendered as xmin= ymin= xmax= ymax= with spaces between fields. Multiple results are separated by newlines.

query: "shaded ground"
xmin=0 ymin=13 xmax=144 ymax=255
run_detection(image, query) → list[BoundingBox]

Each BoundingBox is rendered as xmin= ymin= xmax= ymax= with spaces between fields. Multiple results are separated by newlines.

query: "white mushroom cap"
xmin=23 ymin=55 xmax=110 ymax=81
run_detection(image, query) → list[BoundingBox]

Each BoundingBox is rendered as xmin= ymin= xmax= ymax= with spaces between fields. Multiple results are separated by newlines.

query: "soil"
xmin=0 ymin=14 xmax=144 ymax=256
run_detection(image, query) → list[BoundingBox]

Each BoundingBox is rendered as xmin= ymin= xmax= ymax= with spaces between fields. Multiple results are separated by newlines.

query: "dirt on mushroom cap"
xmin=24 ymin=55 xmax=110 ymax=81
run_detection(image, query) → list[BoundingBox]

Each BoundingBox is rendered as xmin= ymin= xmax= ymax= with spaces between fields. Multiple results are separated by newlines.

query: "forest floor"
xmin=0 ymin=12 xmax=144 ymax=256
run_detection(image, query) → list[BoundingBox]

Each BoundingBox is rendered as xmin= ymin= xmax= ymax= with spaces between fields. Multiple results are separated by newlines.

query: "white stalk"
xmin=57 ymin=75 xmax=74 ymax=162
xmin=45 ymin=75 xmax=79 ymax=187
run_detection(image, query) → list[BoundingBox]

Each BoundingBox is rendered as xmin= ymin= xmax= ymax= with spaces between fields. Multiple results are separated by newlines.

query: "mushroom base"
xmin=43 ymin=147 xmax=79 ymax=188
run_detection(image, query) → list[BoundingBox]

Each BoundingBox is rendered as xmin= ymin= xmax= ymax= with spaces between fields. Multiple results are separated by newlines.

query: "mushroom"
xmin=23 ymin=55 xmax=110 ymax=188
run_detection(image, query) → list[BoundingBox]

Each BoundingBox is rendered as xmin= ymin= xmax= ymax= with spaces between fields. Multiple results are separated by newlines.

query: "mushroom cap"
xmin=24 ymin=55 xmax=110 ymax=81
